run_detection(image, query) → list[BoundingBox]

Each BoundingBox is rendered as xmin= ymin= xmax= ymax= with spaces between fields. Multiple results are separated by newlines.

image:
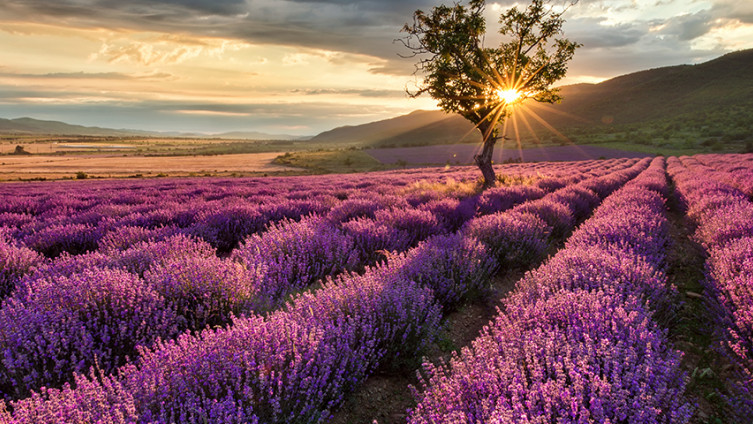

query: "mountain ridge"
xmin=0 ymin=117 xmax=306 ymax=141
xmin=313 ymin=48 xmax=753 ymax=147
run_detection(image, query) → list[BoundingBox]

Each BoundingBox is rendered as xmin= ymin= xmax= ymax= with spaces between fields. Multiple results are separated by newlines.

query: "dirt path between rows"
xmin=328 ymin=271 xmax=524 ymax=424
xmin=665 ymin=184 xmax=736 ymax=423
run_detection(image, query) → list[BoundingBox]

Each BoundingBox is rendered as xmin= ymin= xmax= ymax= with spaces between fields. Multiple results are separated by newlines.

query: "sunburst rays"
xmin=447 ymin=47 xmax=583 ymax=164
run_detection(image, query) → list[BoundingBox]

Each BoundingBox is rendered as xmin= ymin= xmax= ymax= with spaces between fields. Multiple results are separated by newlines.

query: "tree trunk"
xmin=474 ymin=122 xmax=497 ymax=189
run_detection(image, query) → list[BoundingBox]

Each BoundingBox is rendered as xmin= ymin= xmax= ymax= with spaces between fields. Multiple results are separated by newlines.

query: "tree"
xmin=401 ymin=0 xmax=580 ymax=188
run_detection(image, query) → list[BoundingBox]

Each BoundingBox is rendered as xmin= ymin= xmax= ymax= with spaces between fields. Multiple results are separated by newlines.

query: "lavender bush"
xmin=110 ymin=234 xmax=216 ymax=277
xmin=0 ymin=371 xmax=137 ymax=424
xmin=390 ymin=233 xmax=497 ymax=310
xmin=231 ymin=216 xmax=360 ymax=305
xmin=144 ymin=255 xmax=265 ymax=331
xmin=0 ymin=240 xmax=42 ymax=299
xmin=669 ymin=156 xmax=753 ymax=417
xmin=461 ymin=211 xmax=550 ymax=268
xmin=409 ymin=290 xmax=692 ymax=424
xmin=411 ymin=159 xmax=692 ymax=423
xmin=0 ymin=157 xmax=703 ymax=421
xmin=0 ymin=268 xmax=176 ymax=399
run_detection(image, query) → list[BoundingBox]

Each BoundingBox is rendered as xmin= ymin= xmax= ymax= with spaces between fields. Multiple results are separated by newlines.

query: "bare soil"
xmin=0 ymin=152 xmax=297 ymax=180
xmin=665 ymin=189 xmax=736 ymax=423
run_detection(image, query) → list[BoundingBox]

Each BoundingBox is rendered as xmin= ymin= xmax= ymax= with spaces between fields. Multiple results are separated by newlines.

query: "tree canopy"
xmin=401 ymin=0 xmax=580 ymax=187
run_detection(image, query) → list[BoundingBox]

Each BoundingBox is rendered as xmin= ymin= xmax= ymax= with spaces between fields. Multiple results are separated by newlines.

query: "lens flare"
xmin=496 ymin=88 xmax=522 ymax=104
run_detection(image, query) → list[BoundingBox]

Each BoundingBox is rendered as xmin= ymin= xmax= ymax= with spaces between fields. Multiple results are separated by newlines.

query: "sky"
xmin=0 ymin=0 xmax=752 ymax=136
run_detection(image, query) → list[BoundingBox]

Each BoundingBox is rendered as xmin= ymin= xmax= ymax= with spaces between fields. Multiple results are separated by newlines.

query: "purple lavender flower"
xmin=0 ymin=268 xmax=176 ymax=399
xmin=341 ymin=216 xmax=411 ymax=265
xmin=0 ymin=371 xmax=138 ymax=424
xmin=511 ymin=199 xmax=574 ymax=239
xmin=390 ymin=233 xmax=497 ymax=310
xmin=418 ymin=198 xmax=476 ymax=232
xmin=110 ymin=234 xmax=216 ymax=277
xmin=98 ymin=225 xmax=180 ymax=252
xmin=286 ymin=266 xmax=443 ymax=372
xmin=0 ymin=240 xmax=42 ymax=299
xmin=326 ymin=197 xmax=382 ymax=224
xmin=409 ymin=291 xmax=692 ymax=424
xmin=476 ymin=185 xmax=546 ymax=215
xmin=231 ymin=217 xmax=359 ymax=304
xmin=546 ymin=186 xmax=600 ymax=220
xmin=22 ymin=223 xmax=104 ymax=258
xmin=188 ymin=204 xmax=266 ymax=253
xmin=372 ymin=207 xmax=443 ymax=249
xmin=144 ymin=255 xmax=264 ymax=330
xmin=461 ymin=211 xmax=550 ymax=268
xmin=125 ymin=313 xmax=361 ymax=423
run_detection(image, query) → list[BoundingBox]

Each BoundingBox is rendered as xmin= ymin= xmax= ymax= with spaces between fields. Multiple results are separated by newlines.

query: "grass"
xmin=272 ymin=150 xmax=394 ymax=174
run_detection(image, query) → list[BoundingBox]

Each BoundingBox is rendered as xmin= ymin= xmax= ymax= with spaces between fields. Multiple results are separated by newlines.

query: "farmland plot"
xmin=0 ymin=155 xmax=749 ymax=423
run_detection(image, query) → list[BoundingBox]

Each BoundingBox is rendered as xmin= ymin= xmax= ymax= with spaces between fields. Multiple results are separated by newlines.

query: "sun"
xmin=496 ymin=88 xmax=523 ymax=105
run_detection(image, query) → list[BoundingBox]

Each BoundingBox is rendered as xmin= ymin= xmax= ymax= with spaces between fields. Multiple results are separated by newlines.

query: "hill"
xmin=0 ymin=117 xmax=150 ymax=137
xmin=536 ymin=48 xmax=753 ymax=126
xmin=310 ymin=110 xmax=478 ymax=146
xmin=313 ymin=49 xmax=753 ymax=149
xmin=0 ymin=117 xmax=305 ymax=140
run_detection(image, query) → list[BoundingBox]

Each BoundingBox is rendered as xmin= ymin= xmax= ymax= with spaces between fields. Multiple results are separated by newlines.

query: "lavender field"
xmin=366 ymin=144 xmax=652 ymax=165
xmin=0 ymin=154 xmax=750 ymax=423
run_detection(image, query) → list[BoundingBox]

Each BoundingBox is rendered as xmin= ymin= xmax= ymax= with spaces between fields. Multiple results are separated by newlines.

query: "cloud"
xmin=565 ymin=17 xmax=646 ymax=48
xmin=658 ymin=10 xmax=714 ymax=41
xmin=0 ymin=71 xmax=175 ymax=80
xmin=1 ymin=0 xmax=752 ymax=136
xmin=0 ymin=71 xmax=129 ymax=79
xmin=102 ymin=0 xmax=248 ymax=15
xmin=0 ymin=0 xmax=747 ymax=74
xmin=0 ymin=76 xmax=415 ymax=134
xmin=282 ymin=53 xmax=312 ymax=66
xmin=2 ymin=0 xmax=247 ymax=20
xmin=566 ymin=43 xmax=724 ymax=80
xmin=0 ymin=0 xmax=434 ymax=74
xmin=89 ymin=35 xmax=246 ymax=66
xmin=173 ymin=109 xmax=251 ymax=117
xmin=290 ymin=88 xmax=404 ymax=97
xmin=711 ymin=0 xmax=753 ymax=24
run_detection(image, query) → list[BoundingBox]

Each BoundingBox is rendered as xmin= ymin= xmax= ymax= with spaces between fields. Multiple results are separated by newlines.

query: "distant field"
xmin=0 ymin=152 xmax=296 ymax=180
xmin=0 ymin=133 xmax=701 ymax=180
xmin=366 ymin=144 xmax=653 ymax=165
xmin=0 ymin=134 xmax=332 ymax=157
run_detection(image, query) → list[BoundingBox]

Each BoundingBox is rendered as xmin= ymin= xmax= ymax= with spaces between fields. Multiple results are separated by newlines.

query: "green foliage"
xmin=401 ymin=0 xmax=580 ymax=133
xmin=401 ymin=0 xmax=579 ymax=188
xmin=273 ymin=150 xmax=389 ymax=174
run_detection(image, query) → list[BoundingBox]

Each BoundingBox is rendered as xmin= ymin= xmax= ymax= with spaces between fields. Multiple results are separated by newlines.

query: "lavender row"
xmin=693 ymin=153 xmax=753 ymax=197
xmin=677 ymin=155 xmax=752 ymax=199
xmin=0 ymin=160 xmax=647 ymax=422
xmin=0 ymin=158 xmax=635 ymax=302
xmin=0 ymin=171 xmax=581 ymax=399
xmin=668 ymin=156 xmax=753 ymax=418
xmin=0 ymin=159 xmax=635 ymax=258
xmin=0 ymin=161 xmax=619 ymax=297
xmin=409 ymin=157 xmax=693 ymax=423
xmin=0 ymin=180 xmax=558 ymax=400
xmin=0 ymin=161 xmax=642 ymax=401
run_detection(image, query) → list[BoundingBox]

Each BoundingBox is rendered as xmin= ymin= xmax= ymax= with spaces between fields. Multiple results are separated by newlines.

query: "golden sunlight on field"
xmin=0 ymin=152 xmax=297 ymax=180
